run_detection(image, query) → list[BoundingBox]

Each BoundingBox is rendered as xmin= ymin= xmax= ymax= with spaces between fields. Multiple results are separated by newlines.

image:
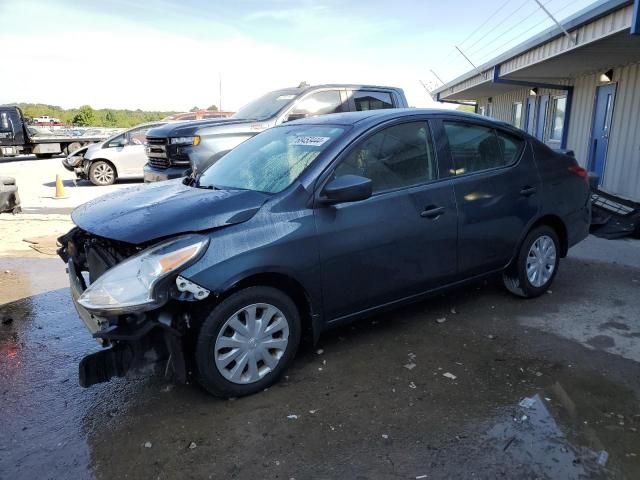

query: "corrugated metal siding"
xmin=565 ymin=73 xmax=597 ymax=166
xmin=500 ymin=4 xmax=633 ymax=76
xmin=476 ymin=87 xmax=568 ymax=135
xmin=602 ymin=62 xmax=640 ymax=200
xmin=476 ymin=63 xmax=640 ymax=201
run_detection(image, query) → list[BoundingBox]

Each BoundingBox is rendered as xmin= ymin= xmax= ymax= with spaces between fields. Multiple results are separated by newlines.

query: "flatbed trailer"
xmin=0 ymin=106 xmax=106 ymax=158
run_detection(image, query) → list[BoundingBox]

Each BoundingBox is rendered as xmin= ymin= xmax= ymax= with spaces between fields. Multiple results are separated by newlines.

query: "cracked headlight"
xmin=78 ymin=234 xmax=208 ymax=315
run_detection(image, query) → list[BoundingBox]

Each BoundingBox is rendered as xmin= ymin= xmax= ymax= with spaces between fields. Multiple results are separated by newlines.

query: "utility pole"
xmin=219 ymin=72 xmax=222 ymax=111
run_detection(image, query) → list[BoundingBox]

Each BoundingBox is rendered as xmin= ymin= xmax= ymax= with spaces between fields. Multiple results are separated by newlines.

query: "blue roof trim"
xmin=632 ymin=0 xmax=640 ymax=34
xmin=434 ymin=0 xmax=633 ymax=94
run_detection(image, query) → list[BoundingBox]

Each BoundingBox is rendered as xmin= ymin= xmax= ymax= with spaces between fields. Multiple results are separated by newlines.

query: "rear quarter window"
xmin=353 ymin=91 xmax=394 ymax=111
xmin=443 ymin=121 xmax=525 ymax=175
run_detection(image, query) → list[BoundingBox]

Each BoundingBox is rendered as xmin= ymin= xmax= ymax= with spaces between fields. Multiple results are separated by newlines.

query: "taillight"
xmin=568 ymin=165 xmax=588 ymax=178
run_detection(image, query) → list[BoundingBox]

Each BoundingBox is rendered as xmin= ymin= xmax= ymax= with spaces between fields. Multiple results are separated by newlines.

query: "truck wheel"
xmin=503 ymin=225 xmax=560 ymax=298
xmin=89 ymin=161 xmax=116 ymax=186
xmin=35 ymin=153 xmax=54 ymax=159
xmin=66 ymin=142 xmax=82 ymax=155
xmin=195 ymin=286 xmax=301 ymax=398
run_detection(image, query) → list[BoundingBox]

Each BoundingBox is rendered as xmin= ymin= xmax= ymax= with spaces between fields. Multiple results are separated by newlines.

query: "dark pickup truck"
xmin=143 ymin=84 xmax=409 ymax=182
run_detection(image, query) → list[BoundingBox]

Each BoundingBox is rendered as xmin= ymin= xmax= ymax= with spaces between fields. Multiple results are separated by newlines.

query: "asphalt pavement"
xmin=0 ymin=237 xmax=639 ymax=479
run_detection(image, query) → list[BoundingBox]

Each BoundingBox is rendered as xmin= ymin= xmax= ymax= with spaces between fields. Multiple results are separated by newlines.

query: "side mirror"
xmin=322 ymin=175 xmax=372 ymax=204
xmin=285 ymin=112 xmax=308 ymax=122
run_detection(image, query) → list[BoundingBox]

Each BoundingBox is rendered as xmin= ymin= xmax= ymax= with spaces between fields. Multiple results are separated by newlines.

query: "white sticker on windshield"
xmin=277 ymin=95 xmax=296 ymax=100
xmin=289 ymin=136 xmax=330 ymax=147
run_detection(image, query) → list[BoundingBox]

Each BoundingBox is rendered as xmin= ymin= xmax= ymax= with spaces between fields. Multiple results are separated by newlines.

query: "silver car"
xmin=63 ymin=122 xmax=166 ymax=186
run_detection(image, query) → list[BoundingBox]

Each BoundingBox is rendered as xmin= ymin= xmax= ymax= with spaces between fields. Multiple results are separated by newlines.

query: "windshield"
xmin=198 ymin=125 xmax=346 ymax=193
xmin=232 ymin=90 xmax=301 ymax=121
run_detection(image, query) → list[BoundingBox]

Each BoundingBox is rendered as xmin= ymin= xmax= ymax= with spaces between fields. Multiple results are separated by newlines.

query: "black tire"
xmin=89 ymin=160 xmax=116 ymax=186
xmin=195 ymin=286 xmax=301 ymax=398
xmin=35 ymin=153 xmax=54 ymax=159
xmin=503 ymin=225 xmax=560 ymax=298
xmin=66 ymin=142 xmax=82 ymax=155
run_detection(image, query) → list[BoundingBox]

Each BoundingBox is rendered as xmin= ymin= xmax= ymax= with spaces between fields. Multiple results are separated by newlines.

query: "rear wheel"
xmin=89 ymin=160 xmax=116 ymax=186
xmin=195 ymin=286 xmax=301 ymax=398
xmin=503 ymin=225 xmax=560 ymax=298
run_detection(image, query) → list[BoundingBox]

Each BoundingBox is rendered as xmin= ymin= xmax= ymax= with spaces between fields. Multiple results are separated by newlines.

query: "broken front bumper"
xmin=67 ymin=260 xmax=188 ymax=387
xmin=68 ymin=260 xmax=109 ymax=345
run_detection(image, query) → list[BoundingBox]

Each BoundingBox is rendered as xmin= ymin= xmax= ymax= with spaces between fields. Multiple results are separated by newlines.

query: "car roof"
xmin=284 ymin=108 xmax=514 ymax=128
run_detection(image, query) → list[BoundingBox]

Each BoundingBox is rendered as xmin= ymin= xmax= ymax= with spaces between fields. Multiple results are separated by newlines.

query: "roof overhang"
xmin=435 ymin=0 xmax=638 ymax=101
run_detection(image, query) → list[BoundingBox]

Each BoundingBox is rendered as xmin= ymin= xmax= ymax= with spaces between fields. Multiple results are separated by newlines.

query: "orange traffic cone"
xmin=53 ymin=174 xmax=68 ymax=199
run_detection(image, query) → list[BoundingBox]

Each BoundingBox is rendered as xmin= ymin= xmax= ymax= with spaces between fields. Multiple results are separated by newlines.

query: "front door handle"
xmin=519 ymin=186 xmax=537 ymax=197
xmin=421 ymin=206 xmax=445 ymax=219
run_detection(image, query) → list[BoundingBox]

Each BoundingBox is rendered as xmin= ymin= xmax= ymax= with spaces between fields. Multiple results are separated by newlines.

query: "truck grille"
xmin=146 ymin=136 xmax=170 ymax=169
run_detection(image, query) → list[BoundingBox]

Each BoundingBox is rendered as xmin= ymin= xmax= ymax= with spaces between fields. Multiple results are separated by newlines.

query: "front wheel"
xmin=195 ymin=286 xmax=301 ymax=398
xmin=503 ymin=225 xmax=560 ymax=298
xmin=89 ymin=160 xmax=116 ymax=186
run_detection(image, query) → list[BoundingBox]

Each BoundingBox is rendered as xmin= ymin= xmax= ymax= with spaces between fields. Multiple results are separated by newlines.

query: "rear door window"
xmin=289 ymin=90 xmax=345 ymax=117
xmin=334 ymin=121 xmax=437 ymax=193
xmin=443 ymin=121 xmax=523 ymax=175
xmin=126 ymin=127 xmax=152 ymax=145
xmin=352 ymin=91 xmax=394 ymax=111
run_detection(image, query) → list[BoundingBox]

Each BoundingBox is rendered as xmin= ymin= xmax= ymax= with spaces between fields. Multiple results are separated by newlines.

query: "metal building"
xmin=433 ymin=0 xmax=640 ymax=202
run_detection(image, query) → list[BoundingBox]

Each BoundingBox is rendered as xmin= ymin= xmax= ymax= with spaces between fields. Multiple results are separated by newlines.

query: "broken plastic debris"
xmin=309 ymin=409 xmax=318 ymax=414
xmin=316 ymin=349 xmax=324 ymax=355
xmin=416 ymin=475 xmax=428 ymax=479
xmin=450 ymin=308 xmax=457 ymax=314
xmin=287 ymin=414 xmax=298 ymax=420
xmin=597 ymin=450 xmax=609 ymax=466
xmin=409 ymin=382 xmax=417 ymax=389
xmin=487 ymin=334 xmax=496 ymax=340
xmin=188 ymin=442 xmax=197 ymax=449
xmin=404 ymin=363 xmax=416 ymax=370
xmin=144 ymin=442 xmax=152 ymax=448
xmin=436 ymin=317 xmax=446 ymax=324
xmin=519 ymin=396 xmax=536 ymax=409
xmin=442 ymin=372 xmax=457 ymax=380
xmin=382 ymin=434 xmax=389 ymax=439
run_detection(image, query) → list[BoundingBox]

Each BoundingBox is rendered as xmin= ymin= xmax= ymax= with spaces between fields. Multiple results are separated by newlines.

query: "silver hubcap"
xmin=94 ymin=163 xmax=114 ymax=184
xmin=214 ymin=303 xmax=289 ymax=384
xmin=526 ymin=235 xmax=556 ymax=287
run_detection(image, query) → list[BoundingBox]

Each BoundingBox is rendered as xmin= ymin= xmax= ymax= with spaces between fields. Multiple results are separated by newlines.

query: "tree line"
xmin=6 ymin=103 xmax=216 ymax=128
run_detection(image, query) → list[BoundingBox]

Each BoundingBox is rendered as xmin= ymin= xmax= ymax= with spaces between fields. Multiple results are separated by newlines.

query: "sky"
xmin=0 ymin=0 xmax=598 ymax=112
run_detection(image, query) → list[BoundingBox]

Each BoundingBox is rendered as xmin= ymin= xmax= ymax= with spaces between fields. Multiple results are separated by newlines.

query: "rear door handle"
xmin=519 ymin=186 xmax=537 ymax=197
xmin=420 ymin=206 xmax=445 ymax=219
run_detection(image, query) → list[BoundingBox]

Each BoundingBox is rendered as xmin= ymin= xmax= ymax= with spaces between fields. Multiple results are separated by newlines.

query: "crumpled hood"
xmin=83 ymin=141 xmax=104 ymax=159
xmin=72 ymin=179 xmax=269 ymax=244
